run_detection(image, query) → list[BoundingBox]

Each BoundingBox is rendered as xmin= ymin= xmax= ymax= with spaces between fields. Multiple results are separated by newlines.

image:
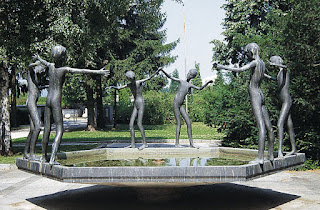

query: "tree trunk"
xmin=10 ymin=66 xmax=17 ymax=127
xmin=113 ymin=89 xmax=117 ymax=129
xmin=0 ymin=61 xmax=13 ymax=156
xmin=96 ymin=75 xmax=105 ymax=129
xmin=85 ymin=75 xmax=96 ymax=131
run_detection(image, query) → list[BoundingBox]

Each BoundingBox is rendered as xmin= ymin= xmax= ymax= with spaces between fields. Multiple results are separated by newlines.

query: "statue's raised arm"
xmin=106 ymin=84 xmax=128 ymax=90
xmin=264 ymin=73 xmax=277 ymax=81
xmin=160 ymin=68 xmax=180 ymax=82
xmin=138 ymin=68 xmax=161 ymax=83
xmin=33 ymin=54 xmax=51 ymax=67
xmin=216 ymin=62 xmax=256 ymax=73
xmin=64 ymin=67 xmax=110 ymax=77
xmin=190 ymin=80 xmax=213 ymax=90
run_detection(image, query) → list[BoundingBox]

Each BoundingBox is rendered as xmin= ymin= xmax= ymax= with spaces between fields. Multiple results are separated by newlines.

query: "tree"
xmin=0 ymin=0 xmax=48 ymax=127
xmin=209 ymin=0 xmax=288 ymax=146
xmin=192 ymin=62 xmax=202 ymax=87
xmin=277 ymin=0 xmax=320 ymax=160
xmin=208 ymin=0 xmax=320 ymax=165
xmin=168 ymin=69 xmax=180 ymax=93
xmin=0 ymin=49 xmax=12 ymax=156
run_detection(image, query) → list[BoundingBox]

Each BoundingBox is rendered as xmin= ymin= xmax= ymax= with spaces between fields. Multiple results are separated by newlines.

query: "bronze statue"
xmin=269 ymin=55 xmax=297 ymax=157
xmin=160 ymin=68 xmax=213 ymax=148
xmin=23 ymin=61 xmax=47 ymax=160
xmin=34 ymin=45 xmax=109 ymax=165
xmin=107 ymin=69 xmax=160 ymax=150
xmin=217 ymin=43 xmax=275 ymax=164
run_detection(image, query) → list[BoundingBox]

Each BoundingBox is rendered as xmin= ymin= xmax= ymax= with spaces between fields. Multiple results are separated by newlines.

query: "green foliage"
xmin=203 ymin=71 xmax=257 ymax=145
xmin=188 ymin=93 xmax=206 ymax=122
xmin=143 ymin=91 xmax=174 ymax=124
xmin=1 ymin=0 xmax=177 ymax=108
xmin=116 ymin=87 xmax=133 ymax=123
xmin=62 ymin=74 xmax=86 ymax=108
xmin=295 ymin=159 xmax=320 ymax=171
xmin=192 ymin=62 xmax=202 ymax=87
xmin=208 ymin=0 xmax=320 ymax=162
xmin=105 ymin=0 xmax=178 ymax=91
xmin=115 ymin=90 xmax=174 ymax=125
xmin=168 ymin=69 xmax=180 ymax=93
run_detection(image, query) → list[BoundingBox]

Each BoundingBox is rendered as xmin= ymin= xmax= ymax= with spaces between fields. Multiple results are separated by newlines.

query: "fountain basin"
xmin=16 ymin=146 xmax=305 ymax=187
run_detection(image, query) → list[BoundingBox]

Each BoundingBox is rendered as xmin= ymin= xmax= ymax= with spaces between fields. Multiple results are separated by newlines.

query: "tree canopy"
xmin=208 ymin=0 xmax=320 ymax=162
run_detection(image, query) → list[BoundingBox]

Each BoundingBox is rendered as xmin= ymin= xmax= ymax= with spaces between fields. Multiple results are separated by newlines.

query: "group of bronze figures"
xmin=23 ymin=43 xmax=296 ymax=165
xmin=217 ymin=43 xmax=296 ymax=164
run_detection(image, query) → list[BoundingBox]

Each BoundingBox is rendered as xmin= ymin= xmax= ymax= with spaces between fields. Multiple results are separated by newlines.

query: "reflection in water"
xmin=64 ymin=157 xmax=249 ymax=167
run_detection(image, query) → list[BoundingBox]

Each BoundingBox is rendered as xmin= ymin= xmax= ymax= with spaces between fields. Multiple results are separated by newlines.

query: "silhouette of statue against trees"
xmin=268 ymin=55 xmax=297 ymax=157
xmin=34 ymin=45 xmax=109 ymax=165
xmin=160 ymin=68 xmax=213 ymax=148
xmin=217 ymin=43 xmax=275 ymax=164
xmin=107 ymin=69 xmax=160 ymax=150
xmin=23 ymin=61 xmax=48 ymax=160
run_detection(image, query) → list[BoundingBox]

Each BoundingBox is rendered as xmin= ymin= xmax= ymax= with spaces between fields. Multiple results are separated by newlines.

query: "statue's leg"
xmin=262 ymin=105 xmax=275 ymax=161
xmin=137 ymin=106 xmax=147 ymax=150
xmin=277 ymin=102 xmax=290 ymax=158
xmin=180 ymin=105 xmax=196 ymax=148
xmin=23 ymin=115 xmax=33 ymax=159
xmin=41 ymin=106 xmax=51 ymax=162
xmin=250 ymin=95 xmax=266 ymax=164
xmin=49 ymin=105 xmax=63 ymax=165
xmin=286 ymin=114 xmax=297 ymax=156
xmin=173 ymin=103 xmax=182 ymax=147
xmin=28 ymin=101 xmax=41 ymax=161
xmin=129 ymin=106 xmax=138 ymax=148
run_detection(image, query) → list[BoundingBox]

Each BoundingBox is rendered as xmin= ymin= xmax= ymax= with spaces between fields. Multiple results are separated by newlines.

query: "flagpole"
xmin=183 ymin=0 xmax=188 ymax=113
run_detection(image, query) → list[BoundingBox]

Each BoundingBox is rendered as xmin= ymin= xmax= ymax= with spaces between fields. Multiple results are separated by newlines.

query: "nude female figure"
xmin=217 ymin=43 xmax=275 ymax=164
xmin=34 ymin=45 xmax=109 ymax=165
xmin=160 ymin=68 xmax=213 ymax=148
xmin=23 ymin=61 xmax=48 ymax=160
xmin=108 ymin=69 xmax=160 ymax=150
xmin=269 ymin=56 xmax=297 ymax=157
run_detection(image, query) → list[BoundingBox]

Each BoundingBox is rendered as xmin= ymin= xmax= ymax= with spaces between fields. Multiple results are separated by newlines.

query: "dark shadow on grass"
xmin=27 ymin=183 xmax=299 ymax=210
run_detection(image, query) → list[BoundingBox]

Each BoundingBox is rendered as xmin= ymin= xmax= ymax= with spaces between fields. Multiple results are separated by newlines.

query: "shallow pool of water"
xmin=62 ymin=157 xmax=249 ymax=167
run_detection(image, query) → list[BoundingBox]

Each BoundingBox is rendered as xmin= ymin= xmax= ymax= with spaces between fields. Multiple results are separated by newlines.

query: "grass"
xmin=12 ymin=122 xmax=225 ymax=143
xmin=14 ymin=95 xmax=47 ymax=105
xmin=0 ymin=145 xmax=97 ymax=164
xmin=1 ymin=122 xmax=224 ymax=164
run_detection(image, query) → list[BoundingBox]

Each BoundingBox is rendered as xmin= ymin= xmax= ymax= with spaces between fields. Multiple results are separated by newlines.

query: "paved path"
xmin=0 ymin=168 xmax=319 ymax=209
xmin=11 ymin=119 xmax=88 ymax=140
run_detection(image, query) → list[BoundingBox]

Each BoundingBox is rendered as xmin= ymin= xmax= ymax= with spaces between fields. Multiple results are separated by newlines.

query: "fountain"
xmin=17 ymin=44 xmax=305 ymax=201
xmin=16 ymin=146 xmax=305 ymax=186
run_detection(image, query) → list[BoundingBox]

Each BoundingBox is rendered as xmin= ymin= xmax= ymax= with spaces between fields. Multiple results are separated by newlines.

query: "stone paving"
xmin=0 ymin=167 xmax=320 ymax=209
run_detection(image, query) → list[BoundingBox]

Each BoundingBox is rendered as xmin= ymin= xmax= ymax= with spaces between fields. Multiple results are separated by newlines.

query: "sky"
xmin=160 ymin=0 xmax=226 ymax=80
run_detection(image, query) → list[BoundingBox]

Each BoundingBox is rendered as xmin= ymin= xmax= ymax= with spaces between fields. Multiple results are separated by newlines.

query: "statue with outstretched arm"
xmin=23 ymin=61 xmax=48 ymax=160
xmin=34 ymin=45 xmax=110 ymax=165
xmin=216 ymin=43 xmax=275 ymax=164
xmin=268 ymin=56 xmax=296 ymax=157
xmin=107 ymin=69 xmax=160 ymax=150
xmin=160 ymin=68 xmax=213 ymax=148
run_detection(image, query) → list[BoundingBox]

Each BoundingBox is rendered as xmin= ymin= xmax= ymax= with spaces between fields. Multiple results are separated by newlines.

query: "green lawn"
xmin=2 ymin=122 xmax=224 ymax=164
xmin=13 ymin=122 xmax=225 ymax=143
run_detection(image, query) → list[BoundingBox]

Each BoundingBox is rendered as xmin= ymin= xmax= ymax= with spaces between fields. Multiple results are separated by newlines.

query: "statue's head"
xmin=125 ymin=71 xmax=136 ymax=81
xmin=52 ymin=45 xmax=66 ymax=66
xmin=270 ymin=55 xmax=283 ymax=65
xmin=245 ymin=43 xmax=259 ymax=60
xmin=187 ymin=69 xmax=198 ymax=80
